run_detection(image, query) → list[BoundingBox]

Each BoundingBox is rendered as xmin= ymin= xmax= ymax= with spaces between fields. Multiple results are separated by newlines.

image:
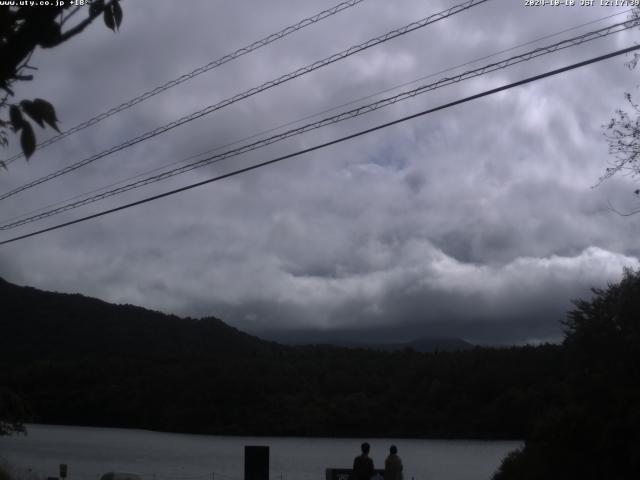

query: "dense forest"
xmin=1 ymin=271 xmax=639 ymax=477
xmin=0 ymin=276 xmax=564 ymax=439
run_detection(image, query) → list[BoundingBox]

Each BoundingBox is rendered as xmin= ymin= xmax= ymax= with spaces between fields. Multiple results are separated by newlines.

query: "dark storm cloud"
xmin=1 ymin=0 xmax=640 ymax=344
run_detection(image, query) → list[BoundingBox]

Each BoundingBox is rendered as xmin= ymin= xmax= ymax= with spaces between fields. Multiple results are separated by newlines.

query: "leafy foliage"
xmin=601 ymin=7 xmax=640 ymax=213
xmin=603 ymin=94 xmax=640 ymax=198
xmin=103 ymin=0 xmax=123 ymax=32
xmin=493 ymin=269 xmax=640 ymax=479
xmin=0 ymin=388 xmax=28 ymax=436
xmin=0 ymin=1 xmax=123 ymax=161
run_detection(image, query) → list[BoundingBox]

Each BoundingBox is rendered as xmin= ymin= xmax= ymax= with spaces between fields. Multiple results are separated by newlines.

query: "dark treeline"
xmin=1 ymin=344 xmax=566 ymax=439
xmin=0 ymin=276 xmax=565 ymax=439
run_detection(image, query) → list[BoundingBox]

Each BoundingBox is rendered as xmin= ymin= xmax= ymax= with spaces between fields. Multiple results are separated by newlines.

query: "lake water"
xmin=0 ymin=425 xmax=520 ymax=480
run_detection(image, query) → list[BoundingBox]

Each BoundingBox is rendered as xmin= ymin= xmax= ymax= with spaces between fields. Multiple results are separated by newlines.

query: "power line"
xmin=4 ymin=7 xmax=628 ymax=227
xmin=1 ymin=44 xmax=637 ymax=247
xmin=0 ymin=0 xmax=490 ymax=202
xmin=2 ymin=18 xmax=636 ymax=231
xmin=1 ymin=0 xmax=367 ymax=166
xmin=2 ymin=18 xmax=635 ymax=229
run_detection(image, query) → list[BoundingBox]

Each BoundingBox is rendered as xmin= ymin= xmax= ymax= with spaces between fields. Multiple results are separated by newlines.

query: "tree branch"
xmin=50 ymin=4 xmax=106 ymax=46
xmin=59 ymin=5 xmax=83 ymax=27
xmin=607 ymin=199 xmax=640 ymax=216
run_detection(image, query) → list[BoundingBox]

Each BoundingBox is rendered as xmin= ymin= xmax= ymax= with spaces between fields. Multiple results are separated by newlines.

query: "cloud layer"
xmin=1 ymin=0 xmax=640 ymax=344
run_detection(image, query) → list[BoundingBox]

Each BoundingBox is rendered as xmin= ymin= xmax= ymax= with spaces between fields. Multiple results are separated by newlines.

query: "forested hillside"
xmin=0 ymin=276 xmax=564 ymax=439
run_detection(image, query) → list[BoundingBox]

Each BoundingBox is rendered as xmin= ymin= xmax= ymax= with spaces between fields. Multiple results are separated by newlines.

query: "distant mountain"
xmin=326 ymin=338 xmax=474 ymax=353
xmin=1 ymin=276 xmax=471 ymax=355
xmin=256 ymin=328 xmax=474 ymax=352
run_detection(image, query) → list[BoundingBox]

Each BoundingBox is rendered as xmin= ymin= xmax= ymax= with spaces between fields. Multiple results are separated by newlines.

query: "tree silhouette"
xmin=601 ymin=8 xmax=640 ymax=214
xmin=0 ymin=0 xmax=123 ymax=165
xmin=0 ymin=388 xmax=28 ymax=436
xmin=494 ymin=269 xmax=640 ymax=479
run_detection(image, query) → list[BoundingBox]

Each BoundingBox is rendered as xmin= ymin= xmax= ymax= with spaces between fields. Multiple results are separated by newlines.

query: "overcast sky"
xmin=2 ymin=0 xmax=640 ymax=344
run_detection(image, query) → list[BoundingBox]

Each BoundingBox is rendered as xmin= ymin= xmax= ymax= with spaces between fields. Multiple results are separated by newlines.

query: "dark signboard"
xmin=245 ymin=446 xmax=269 ymax=480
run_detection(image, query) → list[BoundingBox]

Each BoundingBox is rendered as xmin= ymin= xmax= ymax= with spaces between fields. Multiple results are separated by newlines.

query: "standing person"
xmin=384 ymin=445 xmax=403 ymax=480
xmin=352 ymin=442 xmax=375 ymax=480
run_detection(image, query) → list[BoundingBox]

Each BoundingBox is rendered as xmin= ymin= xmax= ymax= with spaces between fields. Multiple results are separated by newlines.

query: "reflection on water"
xmin=0 ymin=425 xmax=520 ymax=480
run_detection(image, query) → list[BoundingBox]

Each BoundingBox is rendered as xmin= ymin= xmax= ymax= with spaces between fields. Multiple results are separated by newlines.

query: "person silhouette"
xmin=352 ymin=442 xmax=375 ymax=480
xmin=384 ymin=445 xmax=403 ymax=480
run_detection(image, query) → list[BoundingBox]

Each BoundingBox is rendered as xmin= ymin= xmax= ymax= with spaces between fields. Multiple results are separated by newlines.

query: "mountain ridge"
xmin=0 ymin=276 xmax=471 ymax=353
xmin=0 ymin=276 xmax=274 ymax=358
xmin=256 ymin=329 xmax=474 ymax=352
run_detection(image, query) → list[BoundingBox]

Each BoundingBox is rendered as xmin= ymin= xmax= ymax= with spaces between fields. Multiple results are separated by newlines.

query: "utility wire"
xmin=1 ymin=0 xmax=367 ymax=166
xmin=1 ymin=44 xmax=638 ymax=247
xmin=0 ymin=0 xmax=490 ymax=202
xmin=1 ymin=18 xmax=637 ymax=231
xmin=3 ymin=7 xmax=629 ymax=227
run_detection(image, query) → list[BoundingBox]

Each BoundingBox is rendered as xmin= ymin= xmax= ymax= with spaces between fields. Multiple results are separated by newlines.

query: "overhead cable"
xmin=1 ymin=44 xmax=638 ymax=247
xmin=6 ymin=5 xmax=626 ymax=227
xmin=1 ymin=18 xmax=637 ymax=231
xmin=0 ymin=0 xmax=490 ymax=202
xmin=1 ymin=0 xmax=367 ymax=166
xmin=3 ymin=7 xmax=629 ymax=228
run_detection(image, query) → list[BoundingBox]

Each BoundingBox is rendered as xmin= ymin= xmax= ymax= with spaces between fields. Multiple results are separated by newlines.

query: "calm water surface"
xmin=0 ymin=425 xmax=520 ymax=480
